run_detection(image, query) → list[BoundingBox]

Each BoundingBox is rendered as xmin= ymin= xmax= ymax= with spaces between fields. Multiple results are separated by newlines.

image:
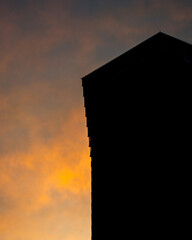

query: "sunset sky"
xmin=0 ymin=0 xmax=192 ymax=239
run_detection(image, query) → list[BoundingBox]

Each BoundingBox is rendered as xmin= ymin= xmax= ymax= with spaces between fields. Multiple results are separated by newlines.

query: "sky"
xmin=0 ymin=0 xmax=192 ymax=239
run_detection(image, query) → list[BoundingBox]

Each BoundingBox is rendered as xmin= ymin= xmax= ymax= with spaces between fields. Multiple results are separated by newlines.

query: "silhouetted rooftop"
xmin=82 ymin=32 xmax=192 ymax=80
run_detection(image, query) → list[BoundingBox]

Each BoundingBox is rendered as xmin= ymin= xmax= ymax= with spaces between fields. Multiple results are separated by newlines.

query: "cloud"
xmin=0 ymin=0 xmax=192 ymax=239
xmin=0 ymin=103 xmax=91 ymax=239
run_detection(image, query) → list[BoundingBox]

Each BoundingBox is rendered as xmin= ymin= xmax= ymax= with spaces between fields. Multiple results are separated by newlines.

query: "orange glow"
xmin=0 ymin=103 xmax=91 ymax=239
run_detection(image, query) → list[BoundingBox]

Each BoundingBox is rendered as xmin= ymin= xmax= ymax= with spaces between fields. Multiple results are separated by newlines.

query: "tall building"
xmin=82 ymin=32 xmax=192 ymax=239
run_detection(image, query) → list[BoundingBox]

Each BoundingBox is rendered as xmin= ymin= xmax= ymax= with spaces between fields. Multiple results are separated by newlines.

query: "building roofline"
xmin=82 ymin=32 xmax=192 ymax=80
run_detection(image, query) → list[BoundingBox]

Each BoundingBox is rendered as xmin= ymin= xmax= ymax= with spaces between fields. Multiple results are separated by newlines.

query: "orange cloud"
xmin=0 ymin=75 xmax=90 ymax=239
xmin=0 ymin=104 xmax=91 ymax=239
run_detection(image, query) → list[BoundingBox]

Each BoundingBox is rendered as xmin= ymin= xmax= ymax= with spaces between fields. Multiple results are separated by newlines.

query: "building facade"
xmin=82 ymin=32 xmax=192 ymax=239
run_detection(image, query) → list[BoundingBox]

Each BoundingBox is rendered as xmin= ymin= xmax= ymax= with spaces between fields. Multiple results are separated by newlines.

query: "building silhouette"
xmin=82 ymin=32 xmax=192 ymax=239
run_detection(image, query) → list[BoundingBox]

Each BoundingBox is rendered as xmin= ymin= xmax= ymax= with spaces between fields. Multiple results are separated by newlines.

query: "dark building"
xmin=82 ymin=32 xmax=192 ymax=239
